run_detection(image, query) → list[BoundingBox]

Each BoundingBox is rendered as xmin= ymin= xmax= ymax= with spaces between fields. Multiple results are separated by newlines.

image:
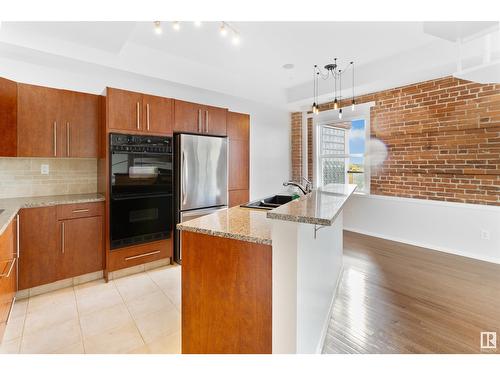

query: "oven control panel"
xmin=110 ymin=134 xmax=173 ymax=154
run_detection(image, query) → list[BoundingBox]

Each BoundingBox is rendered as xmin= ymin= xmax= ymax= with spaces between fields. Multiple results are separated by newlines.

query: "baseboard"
xmin=107 ymin=257 xmax=171 ymax=280
xmin=315 ymin=264 xmax=344 ymax=354
xmin=344 ymin=226 xmax=500 ymax=265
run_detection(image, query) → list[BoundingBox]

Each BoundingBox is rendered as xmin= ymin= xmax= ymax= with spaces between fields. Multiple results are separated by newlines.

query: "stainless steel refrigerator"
xmin=174 ymin=134 xmax=228 ymax=263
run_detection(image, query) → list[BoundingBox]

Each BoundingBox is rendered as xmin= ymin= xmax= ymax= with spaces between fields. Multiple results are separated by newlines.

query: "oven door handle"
xmin=111 ymin=193 xmax=172 ymax=201
xmin=182 ymin=151 xmax=188 ymax=206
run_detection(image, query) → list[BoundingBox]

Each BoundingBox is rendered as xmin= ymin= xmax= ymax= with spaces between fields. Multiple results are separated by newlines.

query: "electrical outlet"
xmin=40 ymin=164 xmax=49 ymax=175
xmin=480 ymin=229 xmax=490 ymax=240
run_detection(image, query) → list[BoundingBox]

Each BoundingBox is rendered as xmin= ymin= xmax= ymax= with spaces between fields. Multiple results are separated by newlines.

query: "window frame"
xmin=316 ymin=124 xmax=350 ymax=187
xmin=309 ymin=103 xmax=373 ymax=194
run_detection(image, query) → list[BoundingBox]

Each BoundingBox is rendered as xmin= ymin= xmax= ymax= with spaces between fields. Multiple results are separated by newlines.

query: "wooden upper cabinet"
xmin=228 ymin=111 xmax=250 ymax=191
xmin=107 ymin=88 xmax=173 ymax=135
xmin=205 ymin=105 xmax=227 ymax=136
xmin=0 ymin=78 xmax=17 ymax=157
xmin=174 ymin=100 xmax=227 ymax=136
xmin=143 ymin=94 xmax=173 ymax=135
xmin=107 ymin=87 xmax=143 ymax=132
xmin=227 ymin=112 xmax=249 ymax=141
xmin=174 ymin=100 xmax=204 ymax=134
xmin=63 ymin=91 xmax=100 ymax=158
xmin=17 ymin=83 xmax=99 ymax=158
xmin=17 ymin=84 xmax=62 ymax=157
xmin=229 ymin=139 xmax=249 ymax=190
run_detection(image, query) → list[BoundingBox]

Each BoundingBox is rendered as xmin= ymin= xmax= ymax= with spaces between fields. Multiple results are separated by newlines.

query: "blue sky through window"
xmin=349 ymin=119 xmax=365 ymax=165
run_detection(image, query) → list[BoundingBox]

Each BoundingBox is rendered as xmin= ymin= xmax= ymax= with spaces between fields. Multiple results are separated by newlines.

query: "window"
xmin=316 ymin=118 xmax=368 ymax=193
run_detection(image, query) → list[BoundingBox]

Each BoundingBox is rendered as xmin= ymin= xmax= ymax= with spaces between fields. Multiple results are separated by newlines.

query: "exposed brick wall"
xmin=291 ymin=112 xmax=303 ymax=182
xmin=291 ymin=76 xmax=500 ymax=206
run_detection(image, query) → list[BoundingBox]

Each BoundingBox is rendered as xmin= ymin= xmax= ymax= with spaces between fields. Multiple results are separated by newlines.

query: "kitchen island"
xmin=177 ymin=183 xmax=356 ymax=354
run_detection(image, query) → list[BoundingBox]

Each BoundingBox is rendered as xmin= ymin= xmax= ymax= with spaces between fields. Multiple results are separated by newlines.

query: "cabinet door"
xmin=227 ymin=112 xmax=249 ymax=141
xmin=228 ymin=139 xmax=249 ymax=190
xmin=143 ymin=95 xmax=173 ymax=135
xmin=60 ymin=216 xmax=103 ymax=279
xmin=107 ymin=87 xmax=143 ymax=132
xmin=204 ymin=105 xmax=227 ymax=136
xmin=18 ymin=207 xmax=59 ymax=290
xmin=0 ymin=77 xmax=17 ymax=157
xmin=174 ymin=100 xmax=203 ymax=133
xmin=63 ymin=91 xmax=99 ymax=157
xmin=0 ymin=219 xmax=17 ymax=340
xmin=17 ymin=84 xmax=62 ymax=157
xmin=229 ymin=190 xmax=249 ymax=207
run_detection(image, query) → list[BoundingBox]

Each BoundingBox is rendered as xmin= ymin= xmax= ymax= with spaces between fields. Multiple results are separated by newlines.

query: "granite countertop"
xmin=266 ymin=184 xmax=357 ymax=226
xmin=0 ymin=193 xmax=105 ymax=236
xmin=176 ymin=206 xmax=273 ymax=245
xmin=177 ymin=184 xmax=357 ymax=245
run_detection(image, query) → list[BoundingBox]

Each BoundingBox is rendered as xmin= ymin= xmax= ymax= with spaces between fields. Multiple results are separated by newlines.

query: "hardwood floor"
xmin=323 ymin=231 xmax=500 ymax=354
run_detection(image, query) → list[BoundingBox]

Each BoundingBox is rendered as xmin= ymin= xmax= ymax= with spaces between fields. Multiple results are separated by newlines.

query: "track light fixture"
xmin=154 ymin=21 xmax=162 ymax=35
xmin=312 ymin=59 xmax=355 ymax=116
xmin=152 ymin=21 xmax=241 ymax=46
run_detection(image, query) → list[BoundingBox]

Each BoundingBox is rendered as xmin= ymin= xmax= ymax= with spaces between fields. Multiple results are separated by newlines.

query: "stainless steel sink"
xmin=240 ymin=194 xmax=294 ymax=210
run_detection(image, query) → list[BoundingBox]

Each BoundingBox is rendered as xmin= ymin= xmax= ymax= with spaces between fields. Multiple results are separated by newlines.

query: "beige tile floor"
xmin=0 ymin=264 xmax=182 ymax=354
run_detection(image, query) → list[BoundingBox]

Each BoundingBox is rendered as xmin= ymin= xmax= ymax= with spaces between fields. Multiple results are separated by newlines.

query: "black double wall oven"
xmin=109 ymin=134 xmax=173 ymax=250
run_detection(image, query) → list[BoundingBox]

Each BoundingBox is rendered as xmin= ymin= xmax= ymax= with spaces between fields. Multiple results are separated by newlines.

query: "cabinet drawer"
xmin=0 ymin=220 xmax=15 ymax=261
xmin=0 ymin=257 xmax=16 ymax=325
xmin=108 ymin=239 xmax=172 ymax=272
xmin=57 ymin=202 xmax=104 ymax=220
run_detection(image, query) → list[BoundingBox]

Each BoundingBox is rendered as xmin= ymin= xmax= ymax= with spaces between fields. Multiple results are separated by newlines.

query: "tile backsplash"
xmin=0 ymin=158 xmax=97 ymax=199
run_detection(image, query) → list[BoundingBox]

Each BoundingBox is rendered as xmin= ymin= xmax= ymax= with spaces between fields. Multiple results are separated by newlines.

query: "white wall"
xmin=271 ymin=213 xmax=344 ymax=354
xmin=344 ymin=194 xmax=500 ymax=264
xmin=0 ymin=51 xmax=290 ymax=200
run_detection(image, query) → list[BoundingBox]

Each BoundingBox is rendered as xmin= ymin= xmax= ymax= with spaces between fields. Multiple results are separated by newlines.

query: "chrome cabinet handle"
xmin=0 ymin=258 xmax=16 ymax=278
xmin=136 ymin=102 xmax=140 ymax=130
xmin=125 ymin=250 xmax=160 ymax=261
xmin=147 ymin=103 xmax=150 ymax=131
xmin=66 ymin=122 xmax=70 ymax=157
xmin=53 ymin=121 xmax=57 ymax=156
xmin=72 ymin=209 xmax=90 ymax=213
xmin=182 ymin=151 xmax=187 ymax=205
xmin=61 ymin=222 xmax=65 ymax=254
xmin=198 ymin=109 xmax=202 ymax=133
xmin=16 ymin=214 xmax=20 ymax=258
xmin=205 ymin=110 xmax=209 ymax=133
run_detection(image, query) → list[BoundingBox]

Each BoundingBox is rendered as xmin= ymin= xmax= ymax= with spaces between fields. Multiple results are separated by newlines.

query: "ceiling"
xmin=0 ymin=21 xmax=498 ymax=109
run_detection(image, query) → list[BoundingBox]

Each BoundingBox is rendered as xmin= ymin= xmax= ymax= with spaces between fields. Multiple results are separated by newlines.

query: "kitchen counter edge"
xmin=0 ymin=193 xmax=106 ymax=236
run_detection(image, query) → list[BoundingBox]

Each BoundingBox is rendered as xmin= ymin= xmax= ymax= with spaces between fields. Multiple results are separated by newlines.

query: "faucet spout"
xmin=283 ymin=181 xmax=310 ymax=195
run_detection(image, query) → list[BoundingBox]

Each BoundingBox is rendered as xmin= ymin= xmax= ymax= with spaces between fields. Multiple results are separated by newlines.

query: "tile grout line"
xmin=145 ymin=266 xmax=181 ymax=313
xmin=72 ymin=284 xmax=87 ymax=354
xmin=111 ymin=277 xmax=149 ymax=352
xmin=17 ymin=297 xmax=31 ymax=354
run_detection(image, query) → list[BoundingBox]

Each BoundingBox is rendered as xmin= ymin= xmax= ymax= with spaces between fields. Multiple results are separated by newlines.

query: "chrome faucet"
xmin=283 ymin=177 xmax=312 ymax=195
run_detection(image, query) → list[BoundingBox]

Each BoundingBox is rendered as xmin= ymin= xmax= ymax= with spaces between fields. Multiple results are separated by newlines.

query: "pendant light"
xmin=311 ymin=58 xmax=355 ymax=117
xmin=338 ymin=70 xmax=342 ymax=118
xmin=351 ymin=62 xmax=355 ymax=111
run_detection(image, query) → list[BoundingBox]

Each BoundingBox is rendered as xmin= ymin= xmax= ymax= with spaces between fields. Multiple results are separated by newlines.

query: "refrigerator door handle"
xmin=182 ymin=151 xmax=187 ymax=205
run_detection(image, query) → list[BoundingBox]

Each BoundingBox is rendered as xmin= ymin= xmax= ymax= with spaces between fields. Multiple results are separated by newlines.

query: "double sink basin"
xmin=240 ymin=194 xmax=295 ymax=210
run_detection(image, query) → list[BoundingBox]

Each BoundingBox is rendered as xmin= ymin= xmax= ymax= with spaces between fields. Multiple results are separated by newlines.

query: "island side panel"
xmin=181 ymin=231 xmax=272 ymax=354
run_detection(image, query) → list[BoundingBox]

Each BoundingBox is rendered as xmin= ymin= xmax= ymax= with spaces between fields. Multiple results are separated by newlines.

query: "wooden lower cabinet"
xmin=107 ymin=239 xmax=172 ymax=272
xmin=229 ymin=189 xmax=249 ymax=207
xmin=0 ymin=219 xmax=17 ymax=342
xmin=59 ymin=216 xmax=103 ymax=279
xmin=19 ymin=202 xmax=104 ymax=290
xmin=18 ymin=206 xmax=59 ymax=290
